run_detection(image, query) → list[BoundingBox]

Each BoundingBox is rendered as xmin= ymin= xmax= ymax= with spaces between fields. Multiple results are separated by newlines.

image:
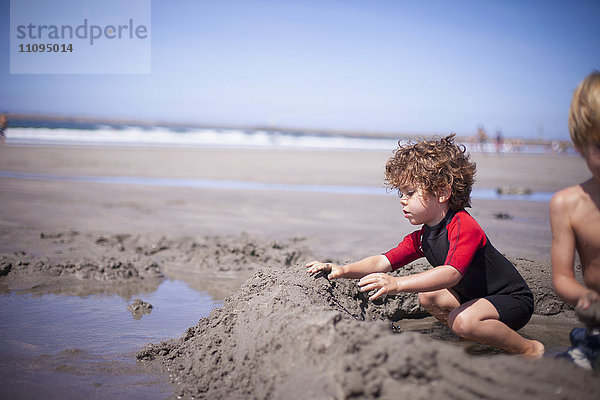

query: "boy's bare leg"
xmin=418 ymin=288 xmax=461 ymax=326
xmin=448 ymin=298 xmax=545 ymax=357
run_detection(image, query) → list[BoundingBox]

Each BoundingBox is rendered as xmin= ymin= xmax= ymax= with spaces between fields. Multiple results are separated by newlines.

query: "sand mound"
xmin=137 ymin=264 xmax=600 ymax=400
xmin=509 ymin=257 xmax=575 ymax=317
xmin=0 ymin=231 xmax=313 ymax=295
xmin=0 ymin=230 xmax=572 ymax=317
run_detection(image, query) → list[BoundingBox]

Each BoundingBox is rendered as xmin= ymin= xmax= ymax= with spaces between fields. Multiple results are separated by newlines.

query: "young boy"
xmin=550 ymin=71 xmax=600 ymax=369
xmin=307 ymin=134 xmax=544 ymax=356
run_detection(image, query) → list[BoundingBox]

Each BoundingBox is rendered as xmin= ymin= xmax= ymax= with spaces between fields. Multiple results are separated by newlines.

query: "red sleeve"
xmin=383 ymin=228 xmax=425 ymax=271
xmin=445 ymin=211 xmax=486 ymax=275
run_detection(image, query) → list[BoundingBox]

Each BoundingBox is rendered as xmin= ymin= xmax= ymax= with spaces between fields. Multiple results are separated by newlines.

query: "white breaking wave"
xmin=5 ymin=126 xmax=400 ymax=151
xmin=4 ymin=126 xmax=572 ymax=155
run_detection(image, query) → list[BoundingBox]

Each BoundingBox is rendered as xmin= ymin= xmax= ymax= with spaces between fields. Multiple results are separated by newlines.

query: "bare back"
xmin=574 ymin=180 xmax=600 ymax=291
xmin=552 ymin=179 xmax=600 ymax=294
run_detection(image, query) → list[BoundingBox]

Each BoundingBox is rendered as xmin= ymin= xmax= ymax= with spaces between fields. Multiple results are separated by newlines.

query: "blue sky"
xmin=1 ymin=0 xmax=599 ymax=139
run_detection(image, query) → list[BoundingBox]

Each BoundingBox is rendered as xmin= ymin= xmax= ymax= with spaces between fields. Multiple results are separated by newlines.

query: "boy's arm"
xmin=550 ymin=190 xmax=586 ymax=307
xmin=358 ymin=265 xmax=462 ymax=301
xmin=306 ymin=255 xmax=391 ymax=280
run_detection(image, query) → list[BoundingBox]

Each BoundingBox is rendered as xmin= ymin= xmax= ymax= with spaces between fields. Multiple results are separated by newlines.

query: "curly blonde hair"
xmin=384 ymin=134 xmax=476 ymax=210
xmin=569 ymin=71 xmax=600 ymax=150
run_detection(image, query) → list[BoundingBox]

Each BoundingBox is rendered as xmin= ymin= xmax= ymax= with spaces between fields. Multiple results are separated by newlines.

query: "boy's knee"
xmin=449 ymin=311 xmax=477 ymax=338
xmin=418 ymin=292 xmax=436 ymax=308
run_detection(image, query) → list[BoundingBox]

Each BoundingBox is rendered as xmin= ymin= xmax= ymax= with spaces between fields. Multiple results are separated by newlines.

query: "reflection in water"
xmin=0 ymin=280 xmax=222 ymax=399
xmin=395 ymin=315 xmax=577 ymax=357
xmin=7 ymin=277 xmax=164 ymax=299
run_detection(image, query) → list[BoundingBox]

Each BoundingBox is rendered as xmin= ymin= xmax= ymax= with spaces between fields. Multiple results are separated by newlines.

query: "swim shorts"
xmin=457 ymin=293 xmax=534 ymax=331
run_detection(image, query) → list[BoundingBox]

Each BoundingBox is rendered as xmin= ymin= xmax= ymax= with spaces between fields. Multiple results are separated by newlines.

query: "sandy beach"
xmin=0 ymin=145 xmax=588 ymax=260
xmin=1 ymin=143 xmax=598 ymax=399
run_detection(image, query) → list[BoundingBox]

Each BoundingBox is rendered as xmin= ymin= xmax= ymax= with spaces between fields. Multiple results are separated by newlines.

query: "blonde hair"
xmin=385 ymin=134 xmax=476 ymax=210
xmin=569 ymin=71 xmax=600 ymax=149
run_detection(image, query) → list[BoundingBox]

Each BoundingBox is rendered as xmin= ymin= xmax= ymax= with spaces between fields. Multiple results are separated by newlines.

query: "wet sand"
xmin=0 ymin=145 xmax=589 ymax=261
xmin=0 ymin=144 xmax=597 ymax=399
xmin=139 ymin=264 xmax=600 ymax=399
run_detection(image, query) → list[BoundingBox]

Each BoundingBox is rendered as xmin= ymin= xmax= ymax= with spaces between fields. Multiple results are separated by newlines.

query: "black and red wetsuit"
xmin=384 ymin=208 xmax=534 ymax=330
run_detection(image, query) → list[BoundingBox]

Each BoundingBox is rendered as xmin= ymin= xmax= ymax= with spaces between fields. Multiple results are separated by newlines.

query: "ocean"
xmin=2 ymin=118 xmax=574 ymax=202
xmin=3 ymin=118 xmax=573 ymax=154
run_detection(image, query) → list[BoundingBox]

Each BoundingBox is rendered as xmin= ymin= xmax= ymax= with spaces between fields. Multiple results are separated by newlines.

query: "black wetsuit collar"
xmin=425 ymin=208 xmax=458 ymax=231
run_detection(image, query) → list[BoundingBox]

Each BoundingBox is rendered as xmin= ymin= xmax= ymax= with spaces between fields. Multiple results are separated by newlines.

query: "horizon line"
xmin=3 ymin=111 xmax=571 ymax=144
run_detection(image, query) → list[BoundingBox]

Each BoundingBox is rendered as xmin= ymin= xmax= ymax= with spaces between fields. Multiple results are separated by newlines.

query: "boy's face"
xmin=398 ymin=187 xmax=449 ymax=226
xmin=578 ymin=141 xmax=600 ymax=183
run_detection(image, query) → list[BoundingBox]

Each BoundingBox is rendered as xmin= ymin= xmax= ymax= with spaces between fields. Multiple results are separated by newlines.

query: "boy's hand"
xmin=306 ymin=261 xmax=344 ymax=280
xmin=575 ymin=290 xmax=600 ymax=327
xmin=576 ymin=290 xmax=600 ymax=310
xmin=358 ymin=273 xmax=399 ymax=301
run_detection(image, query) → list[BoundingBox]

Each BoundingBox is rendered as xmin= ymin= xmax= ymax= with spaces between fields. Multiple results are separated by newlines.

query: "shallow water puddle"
xmin=0 ymin=279 xmax=222 ymax=400
xmin=0 ymin=171 xmax=554 ymax=202
xmin=0 ymin=276 xmax=579 ymax=399
xmin=396 ymin=315 xmax=575 ymax=357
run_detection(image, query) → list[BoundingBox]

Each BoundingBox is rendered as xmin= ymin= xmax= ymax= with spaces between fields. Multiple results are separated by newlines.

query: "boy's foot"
xmin=524 ymin=339 xmax=545 ymax=358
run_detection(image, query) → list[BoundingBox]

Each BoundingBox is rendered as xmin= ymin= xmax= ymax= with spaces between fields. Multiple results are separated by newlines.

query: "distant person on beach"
xmin=307 ymin=134 xmax=544 ymax=356
xmin=0 ymin=114 xmax=7 ymax=144
xmin=495 ymin=129 xmax=503 ymax=153
xmin=475 ymin=124 xmax=487 ymax=152
xmin=550 ymin=71 xmax=600 ymax=369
